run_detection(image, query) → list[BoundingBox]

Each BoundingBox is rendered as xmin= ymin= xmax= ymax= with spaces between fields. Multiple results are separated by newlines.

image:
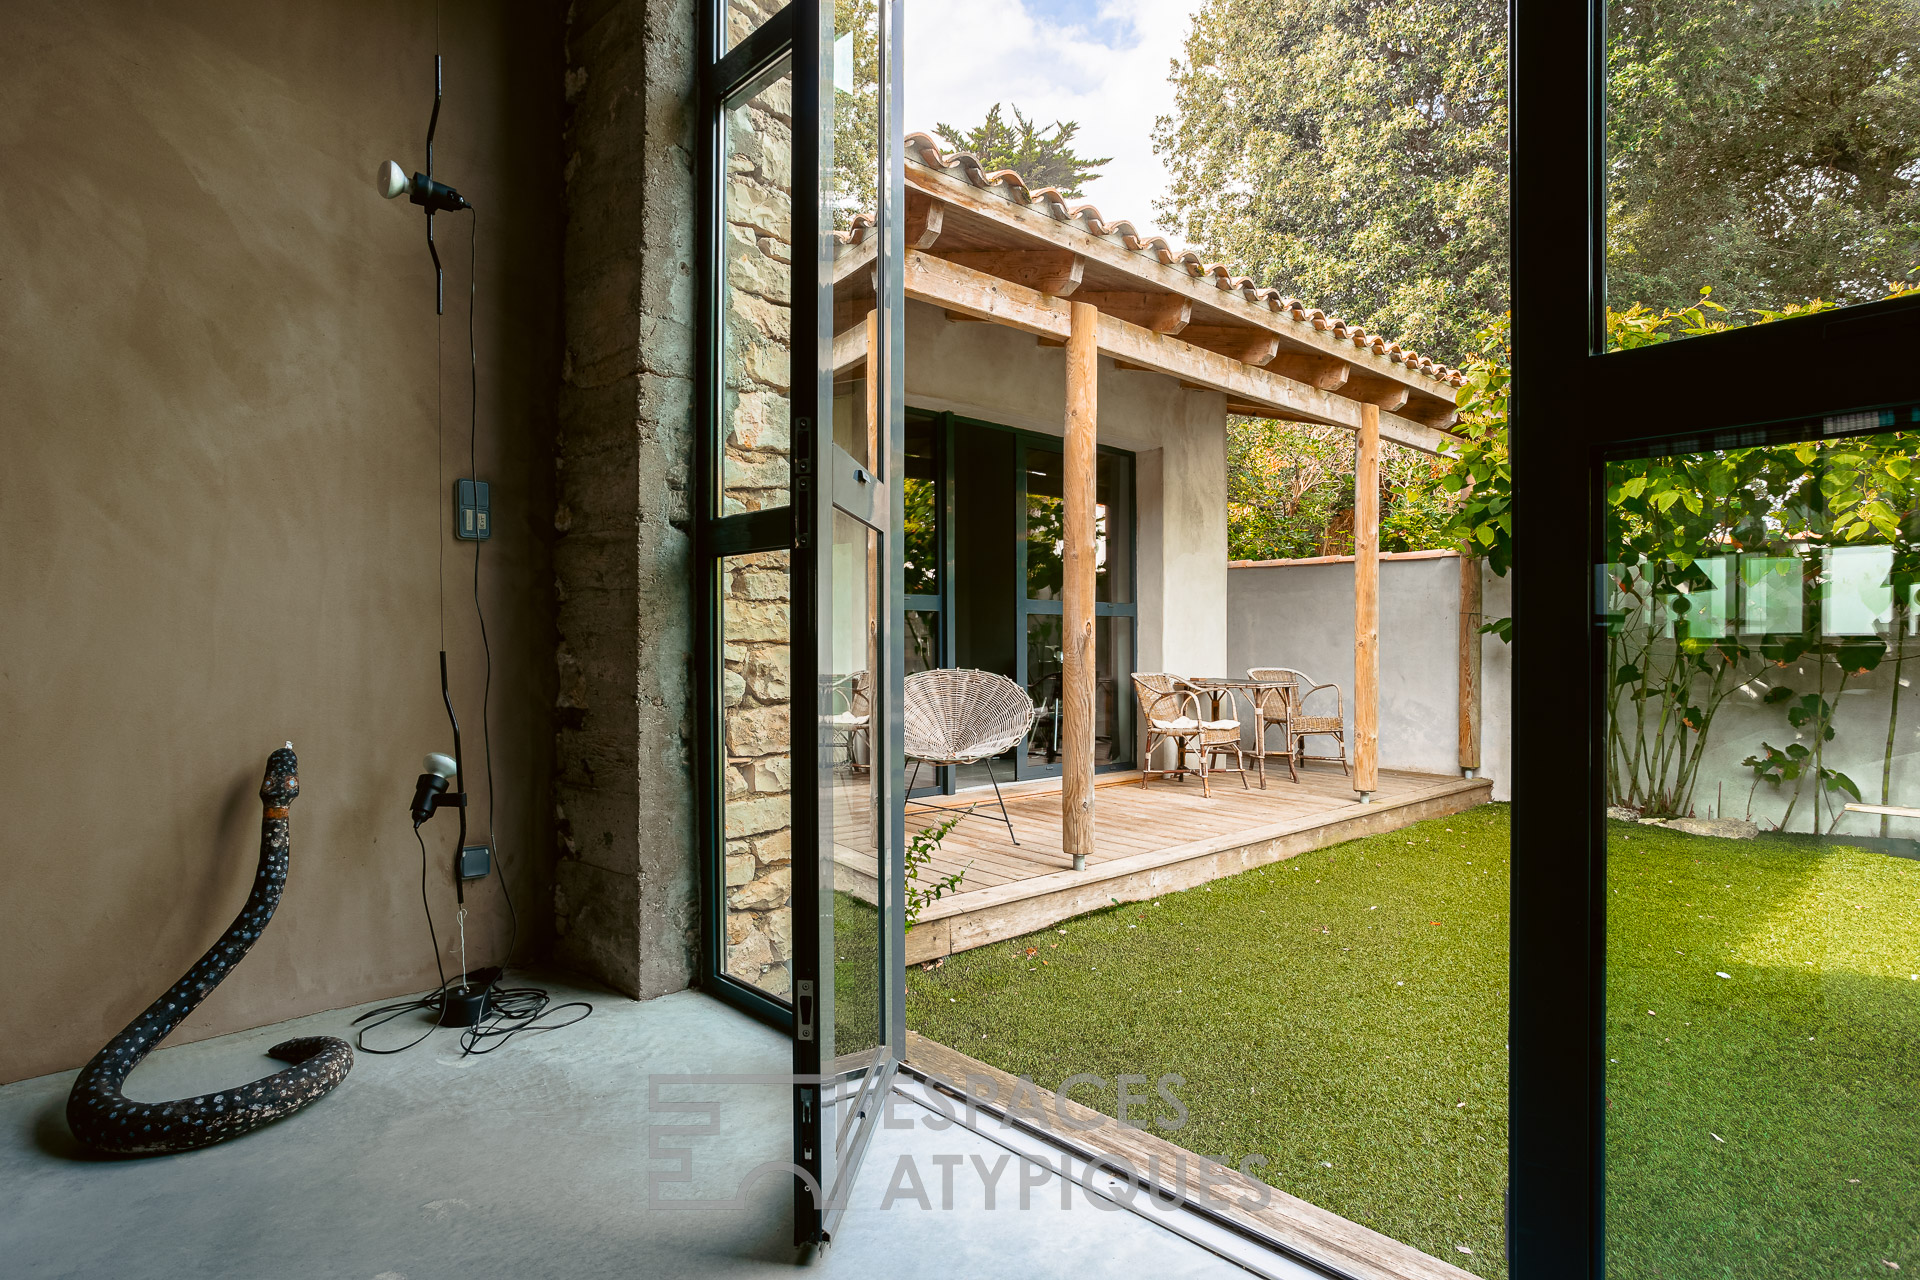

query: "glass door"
xmin=1015 ymin=436 xmax=1136 ymax=780
xmin=1509 ymin=2 xmax=1920 ymax=1272
xmin=695 ymin=0 xmax=904 ymax=1247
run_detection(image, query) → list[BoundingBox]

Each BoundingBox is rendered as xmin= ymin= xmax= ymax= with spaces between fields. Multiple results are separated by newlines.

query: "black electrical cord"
xmin=366 ymin=200 xmax=587 ymax=1063
xmin=455 ymin=985 xmax=593 ymax=1056
xmin=354 ymin=827 xmax=453 ymax=1055
xmin=465 ymin=213 xmax=517 ymax=970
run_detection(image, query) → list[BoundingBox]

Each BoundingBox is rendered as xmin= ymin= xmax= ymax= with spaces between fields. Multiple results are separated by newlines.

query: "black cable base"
xmin=439 ymin=980 xmax=492 ymax=1028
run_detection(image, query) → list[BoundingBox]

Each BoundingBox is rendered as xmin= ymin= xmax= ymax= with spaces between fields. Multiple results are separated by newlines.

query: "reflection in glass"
xmin=828 ymin=509 xmax=881 ymax=1062
xmin=721 ymin=74 xmax=792 ymax=513
xmin=1605 ymin=0 xmax=1920 ymax=331
xmin=1024 ymin=613 xmax=1131 ymax=770
xmin=1024 ymin=448 xmax=1132 ymax=603
xmin=720 ymin=549 xmax=792 ymax=1000
xmin=906 ymin=609 xmax=938 ymax=676
xmin=1603 ymin=427 xmax=1920 ymax=1275
xmin=904 ymin=416 xmax=938 ymax=596
xmin=722 ymin=0 xmax=782 ymax=54
xmin=831 ymin=0 xmax=879 ymax=235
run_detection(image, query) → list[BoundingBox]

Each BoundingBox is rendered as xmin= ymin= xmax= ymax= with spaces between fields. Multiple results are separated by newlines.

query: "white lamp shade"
xmin=423 ymin=752 xmax=458 ymax=779
xmin=376 ymin=160 xmax=410 ymax=200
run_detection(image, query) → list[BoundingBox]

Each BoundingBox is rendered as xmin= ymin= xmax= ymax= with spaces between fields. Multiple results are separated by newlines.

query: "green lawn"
xmin=899 ymin=804 xmax=1920 ymax=1279
xmin=1605 ymin=823 xmax=1920 ymax=1278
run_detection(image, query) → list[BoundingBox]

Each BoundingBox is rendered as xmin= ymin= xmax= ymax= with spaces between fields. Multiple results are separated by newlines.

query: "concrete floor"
xmin=2 ymin=977 xmax=1248 ymax=1279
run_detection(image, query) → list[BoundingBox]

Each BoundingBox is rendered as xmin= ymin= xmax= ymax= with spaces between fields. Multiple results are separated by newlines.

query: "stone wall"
xmin=722 ymin=551 xmax=794 ymax=995
xmin=719 ymin=69 xmax=797 ymax=998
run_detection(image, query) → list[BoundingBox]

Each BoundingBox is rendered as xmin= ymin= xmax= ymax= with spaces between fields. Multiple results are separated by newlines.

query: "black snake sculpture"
xmin=66 ymin=744 xmax=354 ymax=1155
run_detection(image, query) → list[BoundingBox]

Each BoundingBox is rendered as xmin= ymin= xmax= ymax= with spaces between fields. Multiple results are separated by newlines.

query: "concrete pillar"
xmin=551 ymin=0 xmax=699 ymax=996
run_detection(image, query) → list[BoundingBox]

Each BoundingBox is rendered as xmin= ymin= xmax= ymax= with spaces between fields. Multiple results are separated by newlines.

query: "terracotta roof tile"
xmin=839 ymin=133 xmax=1464 ymax=390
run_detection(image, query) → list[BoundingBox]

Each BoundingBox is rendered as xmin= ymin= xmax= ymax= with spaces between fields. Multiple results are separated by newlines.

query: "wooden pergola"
xmin=834 ymin=133 xmax=1468 ymax=862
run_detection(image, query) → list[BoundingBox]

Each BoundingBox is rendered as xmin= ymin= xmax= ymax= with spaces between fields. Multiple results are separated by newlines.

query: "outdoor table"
xmin=1176 ymin=676 xmax=1294 ymax=782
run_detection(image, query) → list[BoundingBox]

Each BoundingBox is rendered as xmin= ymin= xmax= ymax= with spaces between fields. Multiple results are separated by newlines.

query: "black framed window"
xmin=1511 ymin=3 xmax=1920 ymax=1273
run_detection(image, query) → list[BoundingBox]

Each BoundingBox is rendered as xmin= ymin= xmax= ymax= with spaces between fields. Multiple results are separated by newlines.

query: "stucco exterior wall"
xmin=903 ymin=300 xmax=1230 ymax=694
xmin=0 ymin=0 xmax=565 ymax=1084
xmin=1227 ymin=553 xmax=1513 ymax=800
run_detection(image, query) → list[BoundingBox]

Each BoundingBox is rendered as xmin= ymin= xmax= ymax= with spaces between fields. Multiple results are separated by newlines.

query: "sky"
xmin=903 ymin=0 xmax=1208 ymax=241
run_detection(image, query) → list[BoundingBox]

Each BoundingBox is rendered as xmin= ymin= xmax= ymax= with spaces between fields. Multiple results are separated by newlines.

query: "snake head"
xmin=260 ymin=743 xmax=300 ymax=808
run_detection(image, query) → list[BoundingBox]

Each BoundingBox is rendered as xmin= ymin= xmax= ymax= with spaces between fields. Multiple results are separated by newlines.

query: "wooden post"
xmin=1062 ymin=300 xmax=1099 ymax=867
xmin=1458 ymin=552 xmax=1483 ymax=775
xmin=1353 ymin=403 xmax=1380 ymax=798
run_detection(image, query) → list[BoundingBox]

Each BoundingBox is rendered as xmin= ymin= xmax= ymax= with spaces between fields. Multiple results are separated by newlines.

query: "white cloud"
xmin=905 ymin=0 xmax=1206 ymax=241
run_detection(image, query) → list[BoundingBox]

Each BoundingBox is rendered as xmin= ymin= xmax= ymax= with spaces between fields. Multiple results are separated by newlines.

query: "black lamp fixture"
xmin=376 ymin=56 xmax=472 ymax=314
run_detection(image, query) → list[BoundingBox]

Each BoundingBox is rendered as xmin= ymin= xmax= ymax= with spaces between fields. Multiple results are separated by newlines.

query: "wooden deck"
xmin=834 ymin=763 xmax=1491 ymax=965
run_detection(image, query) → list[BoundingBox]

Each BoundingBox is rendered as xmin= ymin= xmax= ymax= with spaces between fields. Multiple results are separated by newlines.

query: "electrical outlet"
xmin=454 ymin=478 xmax=491 ymax=541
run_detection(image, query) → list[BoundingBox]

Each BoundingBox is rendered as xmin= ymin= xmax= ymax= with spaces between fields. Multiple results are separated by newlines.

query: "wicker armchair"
xmin=1246 ymin=667 xmax=1348 ymax=780
xmin=827 ymin=669 xmax=872 ymax=771
xmin=1131 ymin=673 xmax=1250 ymax=798
xmin=903 ymin=668 xmax=1037 ymax=844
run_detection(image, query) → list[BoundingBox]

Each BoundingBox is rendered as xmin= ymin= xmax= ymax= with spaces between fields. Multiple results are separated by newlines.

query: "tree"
xmin=1227 ymin=419 xmax=1457 ymax=561
xmin=1156 ymin=0 xmax=1509 ymax=365
xmin=932 ymin=104 xmax=1113 ymax=198
xmin=1607 ymin=0 xmax=1920 ymax=318
xmin=1158 ymin=0 xmax=1920 ymax=361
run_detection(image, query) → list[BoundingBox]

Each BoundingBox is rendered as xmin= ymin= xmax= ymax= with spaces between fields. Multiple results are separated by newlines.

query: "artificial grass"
xmin=1604 ymin=823 xmax=1920 ymax=1278
xmin=897 ymin=804 xmax=1920 ymax=1279
xmin=906 ymin=803 xmax=1513 ymax=1275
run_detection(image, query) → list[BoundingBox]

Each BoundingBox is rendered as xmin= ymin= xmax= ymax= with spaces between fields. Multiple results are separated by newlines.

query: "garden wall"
xmin=1605 ymin=551 xmax=1919 ymax=837
xmin=1226 ymin=551 xmax=1512 ymax=800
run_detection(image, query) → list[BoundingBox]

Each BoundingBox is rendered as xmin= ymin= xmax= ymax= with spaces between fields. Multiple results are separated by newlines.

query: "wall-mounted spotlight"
xmin=376 ymin=56 xmax=472 ymax=314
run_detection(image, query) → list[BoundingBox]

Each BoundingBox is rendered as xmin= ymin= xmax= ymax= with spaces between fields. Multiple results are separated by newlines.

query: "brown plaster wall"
xmin=550 ymin=0 xmax=700 ymax=996
xmin=0 ymin=0 xmax=565 ymax=1084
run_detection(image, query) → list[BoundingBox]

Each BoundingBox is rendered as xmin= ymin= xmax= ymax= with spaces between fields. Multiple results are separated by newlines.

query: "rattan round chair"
xmin=904 ymin=668 xmax=1037 ymax=845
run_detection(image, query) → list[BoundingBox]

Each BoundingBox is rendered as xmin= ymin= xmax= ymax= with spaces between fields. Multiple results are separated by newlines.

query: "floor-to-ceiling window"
xmin=902 ymin=409 xmax=1136 ymax=794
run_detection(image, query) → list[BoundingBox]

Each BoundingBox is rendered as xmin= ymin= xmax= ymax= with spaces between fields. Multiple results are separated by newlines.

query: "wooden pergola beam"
xmin=1072 ymin=291 xmax=1190 ymax=334
xmin=896 ymin=250 xmax=1461 ymax=455
xmin=935 ymin=249 xmax=1084 ymax=297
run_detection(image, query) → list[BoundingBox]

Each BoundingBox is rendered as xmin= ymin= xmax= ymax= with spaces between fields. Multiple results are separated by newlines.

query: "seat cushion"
xmin=1150 ymin=717 xmax=1241 ymax=732
xmin=827 ymin=713 xmax=870 ymax=728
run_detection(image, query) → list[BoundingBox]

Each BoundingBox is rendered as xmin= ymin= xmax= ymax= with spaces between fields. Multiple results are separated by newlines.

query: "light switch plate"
xmin=454 ymin=478 xmax=491 ymax=541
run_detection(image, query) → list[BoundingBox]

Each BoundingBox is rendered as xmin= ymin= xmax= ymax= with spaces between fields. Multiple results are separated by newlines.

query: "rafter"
xmin=935 ymin=249 xmax=1084 ymax=297
xmin=1071 ymin=291 xmax=1190 ymax=335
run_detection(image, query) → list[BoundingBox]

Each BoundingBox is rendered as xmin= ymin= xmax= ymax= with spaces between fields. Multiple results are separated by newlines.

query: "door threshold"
xmin=899 ymin=1033 xmax=1480 ymax=1280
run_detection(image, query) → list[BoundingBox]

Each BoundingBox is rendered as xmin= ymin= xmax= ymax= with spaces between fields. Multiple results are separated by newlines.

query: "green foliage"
xmin=1159 ymin=0 xmax=1920 ymax=360
xmin=1607 ymin=0 xmax=1920 ymax=320
xmin=905 ymin=812 xmax=969 ymax=930
xmin=831 ymin=0 xmax=879 ymax=228
xmin=932 ymin=104 xmax=1113 ymax=198
xmin=1429 ymin=294 xmax=1920 ymax=820
xmin=1157 ymin=0 xmax=1509 ymax=363
xmin=1226 ymin=419 xmax=1461 ymax=561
